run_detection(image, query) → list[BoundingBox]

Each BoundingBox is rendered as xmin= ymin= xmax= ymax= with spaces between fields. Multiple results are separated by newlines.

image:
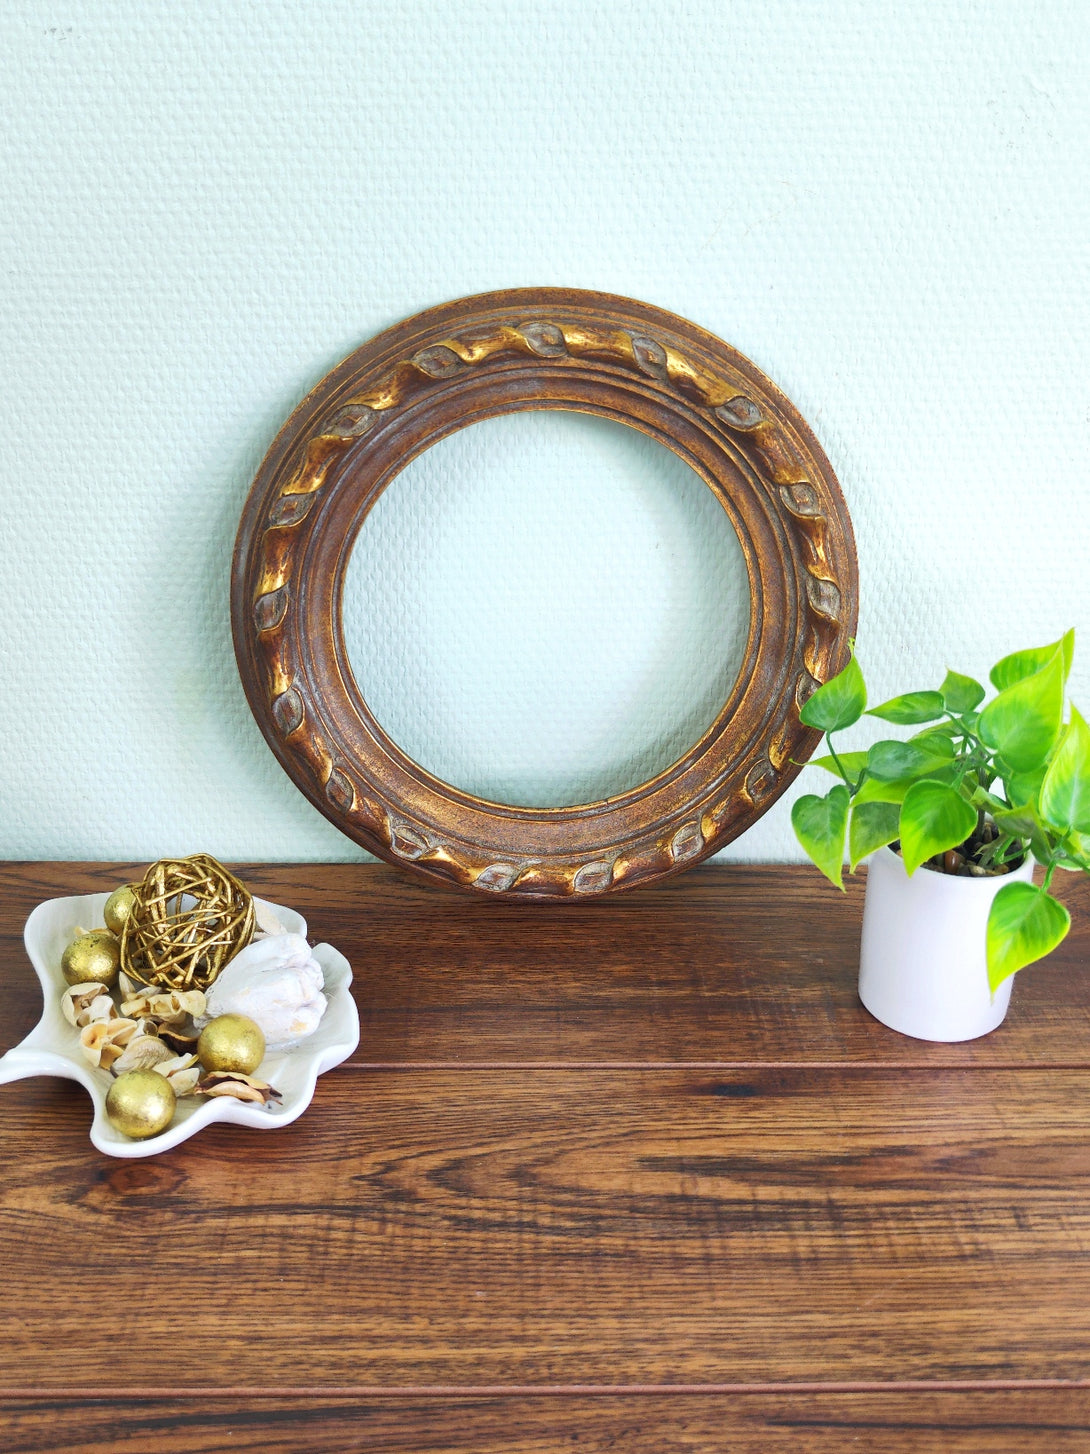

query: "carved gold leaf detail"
xmin=519 ymin=322 xmax=567 ymax=357
xmin=325 ymin=402 xmax=378 ymax=438
xmin=670 ymin=821 xmax=704 ymax=863
xmin=271 ymin=687 xmax=304 ymax=737
xmin=353 ymin=794 xmax=386 ymax=833
xmin=279 ymin=435 xmax=347 ymax=503
xmin=411 ymin=345 xmax=464 ymax=378
xmin=715 ymin=395 xmax=762 ymax=429
xmin=795 ymin=668 xmax=821 ymax=710
xmin=572 ymin=860 xmax=614 ymax=894
xmin=325 ymin=767 xmax=355 ymax=814
xmin=757 ymin=430 xmax=804 ymax=484
xmin=805 ymin=574 xmax=842 ymax=622
xmin=389 ymin=821 xmax=430 ymax=860
xmin=629 ymin=334 xmax=668 ymax=381
xmin=767 ymin=716 xmax=796 ymax=772
xmin=745 ymin=758 xmax=777 ymax=803
xmin=706 ymin=795 xmax=739 ymax=829
xmin=803 ymin=624 xmax=824 ymax=679
xmin=779 ymin=481 xmax=823 ymax=518
xmin=475 ymin=862 xmax=519 ymax=892
xmin=253 ymin=585 xmax=289 ymax=632
xmin=269 ymin=492 xmax=317 ymax=528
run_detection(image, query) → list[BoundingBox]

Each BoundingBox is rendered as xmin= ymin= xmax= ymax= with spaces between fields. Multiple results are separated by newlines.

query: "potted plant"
xmin=792 ymin=630 xmax=1089 ymax=1041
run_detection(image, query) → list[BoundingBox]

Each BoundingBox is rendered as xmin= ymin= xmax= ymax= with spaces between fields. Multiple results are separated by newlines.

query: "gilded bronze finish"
xmin=231 ymin=289 xmax=859 ymax=899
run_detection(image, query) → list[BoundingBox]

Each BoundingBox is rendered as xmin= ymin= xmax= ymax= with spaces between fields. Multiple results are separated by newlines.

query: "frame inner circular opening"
xmin=340 ymin=410 xmax=751 ymax=808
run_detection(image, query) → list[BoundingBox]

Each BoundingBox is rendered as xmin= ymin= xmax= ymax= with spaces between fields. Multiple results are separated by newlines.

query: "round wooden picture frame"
xmin=232 ymin=288 xmax=858 ymax=899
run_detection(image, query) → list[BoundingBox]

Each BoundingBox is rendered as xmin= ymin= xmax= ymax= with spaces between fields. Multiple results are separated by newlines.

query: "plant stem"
xmin=824 ymin=734 xmax=860 ymax=793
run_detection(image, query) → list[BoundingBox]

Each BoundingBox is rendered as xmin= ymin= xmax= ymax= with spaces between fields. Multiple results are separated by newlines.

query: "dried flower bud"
xmin=197 ymin=1071 xmax=282 ymax=1105
xmin=157 ymin=1025 xmax=199 ymax=1055
xmin=79 ymin=1017 xmax=139 ymax=1068
xmin=155 ymin=1052 xmax=199 ymax=1076
xmin=86 ymin=994 xmax=118 ymax=1024
xmin=151 ymin=1052 xmax=202 ymax=1097
xmin=165 ymin=1066 xmax=201 ymax=1097
xmin=119 ymin=989 xmax=207 ymax=1026
xmin=61 ymin=983 xmax=114 ymax=1027
xmin=111 ymin=1034 xmax=175 ymax=1075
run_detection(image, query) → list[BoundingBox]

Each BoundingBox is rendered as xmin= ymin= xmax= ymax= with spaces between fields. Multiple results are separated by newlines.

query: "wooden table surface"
xmin=2 ymin=860 xmax=1089 ymax=1452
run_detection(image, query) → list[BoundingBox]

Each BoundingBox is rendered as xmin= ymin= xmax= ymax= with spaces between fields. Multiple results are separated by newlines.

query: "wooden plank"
xmin=2 ymin=863 xmax=1089 ymax=1066
xmin=2 ymin=1068 xmax=1090 ymax=1389
xmin=4 ymin=1390 xmax=1090 ymax=1453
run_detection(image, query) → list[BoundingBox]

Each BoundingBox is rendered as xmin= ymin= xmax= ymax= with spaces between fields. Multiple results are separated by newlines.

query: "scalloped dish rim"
xmin=0 ymin=891 xmax=360 ymax=1158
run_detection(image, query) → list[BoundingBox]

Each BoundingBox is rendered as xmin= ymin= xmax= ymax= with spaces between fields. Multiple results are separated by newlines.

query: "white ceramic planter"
xmin=858 ymin=845 xmax=1036 ymax=1042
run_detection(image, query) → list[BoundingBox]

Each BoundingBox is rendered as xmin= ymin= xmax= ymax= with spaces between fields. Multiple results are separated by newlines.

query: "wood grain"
xmin=2 ymin=1067 xmax=1090 ymax=1388
xmin=2 ymin=862 xmax=1088 ymax=1066
xmin=4 ymin=861 xmax=1090 ymax=1448
xmin=4 ymin=1391 xmax=1090 ymax=1453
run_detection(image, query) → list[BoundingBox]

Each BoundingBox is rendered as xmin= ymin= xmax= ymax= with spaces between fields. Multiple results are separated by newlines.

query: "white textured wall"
xmin=342 ymin=412 xmax=751 ymax=809
xmin=1 ymin=0 xmax=1087 ymax=863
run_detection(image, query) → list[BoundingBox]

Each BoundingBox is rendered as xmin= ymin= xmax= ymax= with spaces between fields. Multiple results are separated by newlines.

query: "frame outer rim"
xmin=231 ymin=289 xmax=858 ymax=899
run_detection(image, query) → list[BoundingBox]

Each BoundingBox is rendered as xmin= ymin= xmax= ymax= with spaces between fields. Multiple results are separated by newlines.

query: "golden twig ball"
xmin=103 ymin=883 xmax=137 ymax=936
xmin=106 ymin=1069 xmax=176 ymax=1139
xmin=197 ymin=1014 xmax=265 ymax=1075
xmin=61 ymin=929 xmax=120 ymax=988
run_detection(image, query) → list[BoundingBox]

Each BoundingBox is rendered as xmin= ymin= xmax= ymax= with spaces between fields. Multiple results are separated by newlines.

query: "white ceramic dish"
xmin=0 ymin=892 xmax=359 ymax=1157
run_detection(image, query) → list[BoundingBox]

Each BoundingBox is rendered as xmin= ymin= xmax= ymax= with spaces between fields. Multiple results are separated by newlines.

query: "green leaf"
xmin=991 ymin=802 xmax=1042 ymax=840
xmin=1002 ymin=763 xmax=1048 ymax=807
xmin=792 ymin=784 xmax=849 ymax=889
xmin=853 ymin=761 xmax=958 ymax=806
xmin=978 ymin=647 xmax=1065 ymax=772
xmin=911 ymin=720 xmax=960 ymax=742
xmin=852 ymin=775 xmax=913 ymax=806
xmin=1040 ymin=705 xmax=1090 ymax=834
xmin=986 ymin=808 xmax=1053 ymax=872
xmin=808 ymin=750 xmax=869 ymax=781
xmin=899 ymin=779 xmax=978 ymax=875
xmin=849 ymin=801 xmax=901 ymax=870
xmin=970 ymin=783 xmax=1006 ymax=812
xmin=867 ymin=691 xmax=945 ymax=725
xmin=941 ymin=670 xmax=986 ymax=713
xmin=987 ymin=881 xmax=1071 ymax=991
xmin=990 ymin=630 xmax=1075 ymax=691
xmin=867 ymin=736 xmax=955 ymax=781
xmin=910 ymin=721 xmax=963 ymax=755
xmin=799 ymin=653 xmax=867 ymax=734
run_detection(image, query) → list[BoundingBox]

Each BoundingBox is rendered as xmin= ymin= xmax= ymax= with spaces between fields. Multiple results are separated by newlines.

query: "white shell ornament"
xmin=200 ymin=934 xmax=328 ymax=1050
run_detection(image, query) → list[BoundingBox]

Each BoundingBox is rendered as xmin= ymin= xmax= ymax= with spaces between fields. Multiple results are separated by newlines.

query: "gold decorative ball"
xmin=121 ymin=853 xmax=255 ymax=992
xmin=106 ymin=1070 xmax=176 ymax=1139
xmin=61 ymin=930 xmax=120 ymax=988
xmin=103 ymin=884 xmax=137 ymax=936
xmin=197 ymin=1014 xmax=265 ymax=1075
